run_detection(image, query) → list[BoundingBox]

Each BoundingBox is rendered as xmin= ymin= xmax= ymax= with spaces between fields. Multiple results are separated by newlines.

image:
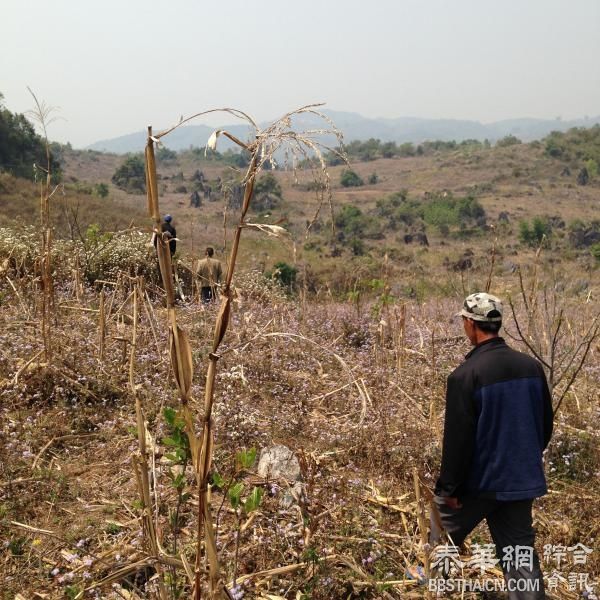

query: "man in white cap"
xmin=433 ymin=292 xmax=553 ymax=599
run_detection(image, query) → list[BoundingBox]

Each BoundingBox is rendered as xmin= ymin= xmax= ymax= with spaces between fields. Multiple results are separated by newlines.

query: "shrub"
xmin=249 ymin=174 xmax=281 ymax=212
xmin=375 ymin=191 xmax=422 ymax=230
xmin=422 ymin=194 xmax=486 ymax=232
xmin=0 ymin=225 xmax=157 ymax=284
xmin=349 ymin=238 xmax=366 ymax=256
xmin=546 ymin=431 xmax=598 ymax=482
xmin=0 ymin=226 xmax=70 ymax=279
xmin=519 ymin=217 xmax=551 ymax=247
xmin=496 ymin=135 xmax=522 ymax=147
xmin=423 ymin=198 xmax=457 ymax=229
xmin=79 ymin=226 xmax=157 ymax=284
xmin=254 ymin=173 xmax=282 ymax=198
xmin=334 ymin=205 xmax=381 ymax=241
xmin=340 ymin=169 xmax=364 ymax=187
xmin=235 ymin=269 xmax=287 ymax=303
xmin=584 ymin=159 xmax=598 ymax=178
xmin=93 ymin=183 xmax=109 ymax=198
xmin=269 ymin=261 xmax=297 ymax=293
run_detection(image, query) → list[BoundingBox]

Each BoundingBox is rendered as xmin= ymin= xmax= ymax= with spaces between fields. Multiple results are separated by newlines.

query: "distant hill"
xmin=87 ymin=123 xmax=254 ymax=154
xmin=86 ymin=109 xmax=600 ymax=154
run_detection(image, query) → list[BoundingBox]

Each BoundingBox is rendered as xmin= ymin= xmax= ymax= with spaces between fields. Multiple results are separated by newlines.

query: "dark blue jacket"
xmin=435 ymin=337 xmax=553 ymax=501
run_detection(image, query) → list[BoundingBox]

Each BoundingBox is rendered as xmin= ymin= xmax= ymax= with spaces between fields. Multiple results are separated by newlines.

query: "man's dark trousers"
xmin=432 ymin=496 xmax=545 ymax=599
xmin=201 ymin=286 xmax=215 ymax=303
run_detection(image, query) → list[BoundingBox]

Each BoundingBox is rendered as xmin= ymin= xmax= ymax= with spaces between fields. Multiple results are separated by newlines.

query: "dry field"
xmin=0 ymin=248 xmax=598 ymax=599
xmin=0 ymin=136 xmax=599 ymax=599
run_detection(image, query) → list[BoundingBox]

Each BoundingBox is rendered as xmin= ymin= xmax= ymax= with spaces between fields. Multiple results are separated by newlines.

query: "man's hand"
xmin=443 ymin=497 xmax=462 ymax=510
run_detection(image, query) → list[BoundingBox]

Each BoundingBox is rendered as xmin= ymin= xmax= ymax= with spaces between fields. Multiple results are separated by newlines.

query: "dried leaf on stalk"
xmin=203 ymin=500 xmax=221 ymax=590
xmin=205 ymin=130 xmax=222 ymax=154
xmin=156 ymin=243 xmax=175 ymax=305
xmin=170 ymin=325 xmax=193 ymax=398
xmin=212 ymin=296 xmax=231 ymax=351
xmin=144 ymin=142 xmax=160 ymax=220
xmin=244 ymin=223 xmax=290 ymax=238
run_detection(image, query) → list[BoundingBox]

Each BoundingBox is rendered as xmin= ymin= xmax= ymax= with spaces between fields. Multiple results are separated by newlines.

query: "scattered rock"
xmin=258 ymin=445 xmax=301 ymax=481
xmin=453 ymin=257 xmax=473 ymax=272
xmin=577 ymin=167 xmax=589 ymax=186
xmin=258 ymin=444 xmax=304 ymax=507
xmin=569 ymin=227 xmax=600 ymax=248
xmin=547 ymin=216 xmax=565 ymax=230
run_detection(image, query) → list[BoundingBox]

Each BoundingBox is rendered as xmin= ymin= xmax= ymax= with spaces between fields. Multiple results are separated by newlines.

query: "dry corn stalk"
xmin=146 ymin=128 xmax=221 ymax=598
xmin=140 ymin=106 xmax=342 ymax=598
xmin=98 ymin=286 xmax=106 ymax=360
xmin=27 ymin=88 xmax=58 ymax=362
xmin=413 ymin=468 xmax=431 ymax=598
xmin=129 ymin=279 xmax=168 ymax=599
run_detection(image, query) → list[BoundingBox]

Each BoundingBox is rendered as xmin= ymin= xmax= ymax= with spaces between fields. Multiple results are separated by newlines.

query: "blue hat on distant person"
xmin=164 ymin=214 xmax=172 ymax=222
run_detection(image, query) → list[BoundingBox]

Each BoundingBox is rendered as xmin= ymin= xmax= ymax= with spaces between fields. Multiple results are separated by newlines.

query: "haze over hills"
xmin=86 ymin=109 xmax=600 ymax=154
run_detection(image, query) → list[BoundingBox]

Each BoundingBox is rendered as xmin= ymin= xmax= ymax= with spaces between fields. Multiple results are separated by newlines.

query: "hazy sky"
xmin=2 ymin=0 xmax=599 ymax=147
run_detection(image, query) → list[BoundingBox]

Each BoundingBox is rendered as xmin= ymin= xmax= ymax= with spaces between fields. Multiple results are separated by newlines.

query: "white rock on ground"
xmin=257 ymin=444 xmax=301 ymax=481
xmin=257 ymin=444 xmax=304 ymax=507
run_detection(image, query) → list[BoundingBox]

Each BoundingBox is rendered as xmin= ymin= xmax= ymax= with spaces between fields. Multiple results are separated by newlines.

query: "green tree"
xmin=543 ymin=125 xmax=600 ymax=164
xmin=219 ymin=148 xmax=251 ymax=168
xmin=397 ymin=142 xmax=416 ymax=157
xmin=381 ymin=141 xmax=397 ymax=158
xmin=111 ymin=155 xmax=146 ymax=193
xmin=0 ymin=92 xmax=61 ymax=180
xmin=335 ymin=205 xmax=364 ymax=236
xmin=325 ymin=147 xmax=346 ymax=166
